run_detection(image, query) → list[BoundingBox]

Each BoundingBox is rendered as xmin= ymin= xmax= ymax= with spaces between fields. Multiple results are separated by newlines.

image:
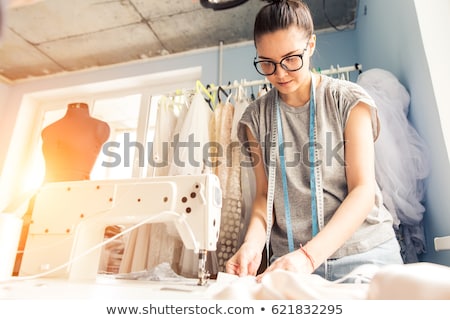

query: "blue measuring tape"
xmin=275 ymin=73 xmax=319 ymax=252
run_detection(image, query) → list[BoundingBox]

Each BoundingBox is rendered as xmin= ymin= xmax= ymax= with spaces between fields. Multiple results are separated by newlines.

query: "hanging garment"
xmin=357 ymin=68 xmax=430 ymax=263
xmin=120 ymin=95 xmax=188 ymax=274
xmin=215 ymin=97 xmax=234 ymax=198
xmin=209 ymin=97 xmax=224 ymax=176
xmin=215 ymin=83 xmax=263 ymax=272
xmin=231 ymin=85 xmax=255 ymax=248
xmin=164 ymin=91 xmax=217 ymax=277
xmin=151 ymin=95 xmax=184 ymax=176
xmin=212 ymin=96 xmax=245 ymax=271
xmin=168 ymin=92 xmax=213 ymax=176
xmin=230 ymin=84 xmax=250 ymax=142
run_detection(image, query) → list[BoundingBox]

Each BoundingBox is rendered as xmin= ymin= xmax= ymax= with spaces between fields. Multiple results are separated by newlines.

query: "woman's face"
xmin=255 ymin=26 xmax=315 ymax=101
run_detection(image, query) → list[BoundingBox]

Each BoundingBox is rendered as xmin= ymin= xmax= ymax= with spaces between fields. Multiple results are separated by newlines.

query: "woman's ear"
xmin=308 ymin=34 xmax=317 ymax=56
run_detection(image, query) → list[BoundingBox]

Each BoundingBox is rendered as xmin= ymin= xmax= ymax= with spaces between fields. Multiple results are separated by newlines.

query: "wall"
xmin=0 ymin=30 xmax=357 ymax=176
xmin=220 ymin=29 xmax=359 ymax=83
xmin=0 ymin=30 xmax=357 ymax=211
xmin=415 ymin=0 xmax=450 ymax=156
xmin=356 ymin=0 xmax=450 ymax=265
xmin=413 ymin=0 xmax=450 ymax=265
xmin=313 ymin=29 xmax=359 ymax=73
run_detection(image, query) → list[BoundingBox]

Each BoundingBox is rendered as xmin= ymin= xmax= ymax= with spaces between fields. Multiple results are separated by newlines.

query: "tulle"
xmin=357 ymin=69 xmax=430 ymax=261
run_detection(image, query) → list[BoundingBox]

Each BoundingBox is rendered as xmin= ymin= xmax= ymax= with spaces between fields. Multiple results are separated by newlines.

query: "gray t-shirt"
xmin=238 ymin=75 xmax=395 ymax=259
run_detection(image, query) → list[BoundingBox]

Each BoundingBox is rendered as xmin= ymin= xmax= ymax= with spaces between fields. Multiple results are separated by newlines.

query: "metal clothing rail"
xmin=162 ymin=63 xmax=362 ymax=99
xmin=209 ymin=63 xmax=362 ymax=92
xmin=316 ymin=63 xmax=362 ymax=81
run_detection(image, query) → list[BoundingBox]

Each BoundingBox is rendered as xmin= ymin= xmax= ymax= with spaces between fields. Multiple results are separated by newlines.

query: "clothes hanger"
xmin=196 ymin=80 xmax=215 ymax=110
xmin=226 ymin=81 xmax=232 ymax=95
xmin=250 ymin=86 xmax=256 ymax=101
xmin=206 ymin=84 xmax=216 ymax=110
xmin=217 ymin=85 xmax=229 ymax=104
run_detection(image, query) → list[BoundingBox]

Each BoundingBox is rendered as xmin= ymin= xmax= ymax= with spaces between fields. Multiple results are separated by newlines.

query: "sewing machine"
xmin=19 ymin=174 xmax=222 ymax=285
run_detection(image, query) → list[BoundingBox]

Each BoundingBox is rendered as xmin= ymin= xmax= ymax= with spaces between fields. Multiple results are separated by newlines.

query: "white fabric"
xmin=168 ymin=92 xmax=213 ymax=176
xmin=357 ymin=69 xmax=430 ymax=262
xmin=357 ymin=69 xmax=430 ymax=227
xmin=367 ymin=262 xmax=450 ymax=299
xmin=208 ymin=266 xmax=375 ymax=300
xmin=151 ymin=96 xmax=183 ymax=176
xmin=209 ymin=262 xmax=450 ymax=300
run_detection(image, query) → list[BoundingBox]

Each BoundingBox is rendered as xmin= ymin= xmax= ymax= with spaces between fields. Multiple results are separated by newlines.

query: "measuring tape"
xmin=265 ymin=94 xmax=278 ymax=265
xmin=265 ymin=72 xmax=325 ymax=266
xmin=308 ymin=75 xmax=325 ymax=235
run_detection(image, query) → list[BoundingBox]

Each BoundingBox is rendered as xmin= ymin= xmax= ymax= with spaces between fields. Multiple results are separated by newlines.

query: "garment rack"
xmin=208 ymin=63 xmax=362 ymax=92
xmin=163 ymin=63 xmax=362 ymax=100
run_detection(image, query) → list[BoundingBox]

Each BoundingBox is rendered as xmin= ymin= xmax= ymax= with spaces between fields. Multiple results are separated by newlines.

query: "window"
xmin=15 ymin=67 xmax=200 ymax=197
xmin=90 ymin=94 xmax=149 ymax=180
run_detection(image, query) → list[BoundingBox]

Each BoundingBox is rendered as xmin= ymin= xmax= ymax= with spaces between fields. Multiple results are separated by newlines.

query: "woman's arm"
xmin=242 ymin=127 xmax=270 ymax=249
xmin=258 ymin=101 xmax=376 ymax=276
xmin=225 ymin=127 xmax=269 ymax=276
xmin=304 ymin=101 xmax=376 ymax=266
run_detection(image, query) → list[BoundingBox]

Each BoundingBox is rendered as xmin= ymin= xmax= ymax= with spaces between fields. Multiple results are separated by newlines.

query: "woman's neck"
xmin=279 ymin=73 xmax=320 ymax=107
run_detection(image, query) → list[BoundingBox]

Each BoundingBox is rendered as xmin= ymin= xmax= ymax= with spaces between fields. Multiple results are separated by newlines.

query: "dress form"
xmin=41 ymin=102 xmax=110 ymax=182
xmin=13 ymin=103 xmax=110 ymax=275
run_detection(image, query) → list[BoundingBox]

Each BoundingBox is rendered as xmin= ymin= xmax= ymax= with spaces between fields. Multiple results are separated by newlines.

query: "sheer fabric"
xmin=357 ymin=68 xmax=430 ymax=262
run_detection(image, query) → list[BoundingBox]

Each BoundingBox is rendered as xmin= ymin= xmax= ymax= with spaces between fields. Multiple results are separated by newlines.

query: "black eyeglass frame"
xmin=253 ymin=42 xmax=310 ymax=76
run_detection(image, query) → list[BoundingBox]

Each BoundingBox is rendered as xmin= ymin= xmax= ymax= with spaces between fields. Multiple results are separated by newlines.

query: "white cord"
xmin=2 ymin=210 xmax=196 ymax=283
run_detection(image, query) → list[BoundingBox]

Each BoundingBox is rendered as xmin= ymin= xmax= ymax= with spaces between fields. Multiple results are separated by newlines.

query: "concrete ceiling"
xmin=0 ymin=0 xmax=358 ymax=83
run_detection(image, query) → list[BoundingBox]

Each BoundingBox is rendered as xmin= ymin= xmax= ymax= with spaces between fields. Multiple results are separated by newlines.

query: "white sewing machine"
xmin=19 ymin=174 xmax=222 ymax=285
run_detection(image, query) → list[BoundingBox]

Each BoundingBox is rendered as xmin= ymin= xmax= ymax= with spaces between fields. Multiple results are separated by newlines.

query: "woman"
xmin=225 ymin=0 xmax=403 ymax=281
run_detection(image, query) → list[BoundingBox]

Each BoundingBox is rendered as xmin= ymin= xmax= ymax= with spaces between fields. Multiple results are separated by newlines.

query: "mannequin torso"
xmin=41 ymin=102 xmax=110 ymax=182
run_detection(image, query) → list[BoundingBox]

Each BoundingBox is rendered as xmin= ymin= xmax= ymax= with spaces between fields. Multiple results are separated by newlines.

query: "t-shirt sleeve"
xmin=341 ymin=82 xmax=380 ymax=141
xmin=237 ymin=102 xmax=260 ymax=149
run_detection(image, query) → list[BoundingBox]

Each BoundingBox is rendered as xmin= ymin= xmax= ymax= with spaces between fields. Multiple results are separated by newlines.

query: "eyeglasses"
xmin=253 ymin=42 xmax=310 ymax=76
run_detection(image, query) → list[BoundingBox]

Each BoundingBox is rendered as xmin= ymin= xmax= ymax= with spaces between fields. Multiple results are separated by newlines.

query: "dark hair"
xmin=254 ymin=0 xmax=314 ymax=43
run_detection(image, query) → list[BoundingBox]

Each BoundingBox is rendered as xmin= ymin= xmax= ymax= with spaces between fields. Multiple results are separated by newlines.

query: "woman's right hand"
xmin=225 ymin=241 xmax=262 ymax=277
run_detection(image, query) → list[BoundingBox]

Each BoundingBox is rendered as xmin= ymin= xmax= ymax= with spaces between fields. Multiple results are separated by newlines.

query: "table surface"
xmin=0 ymin=275 xmax=214 ymax=300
